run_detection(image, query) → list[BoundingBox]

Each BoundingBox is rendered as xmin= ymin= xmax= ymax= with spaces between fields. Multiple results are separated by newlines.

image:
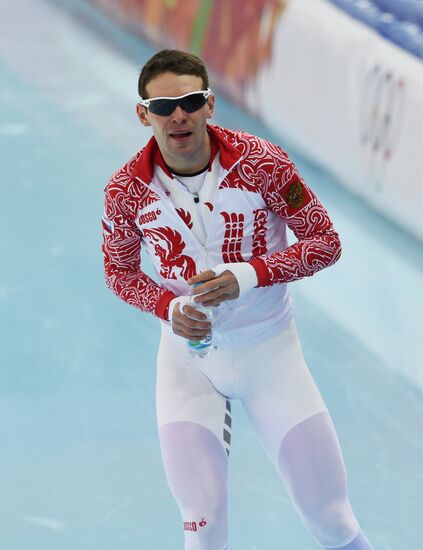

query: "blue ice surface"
xmin=0 ymin=2 xmax=422 ymax=549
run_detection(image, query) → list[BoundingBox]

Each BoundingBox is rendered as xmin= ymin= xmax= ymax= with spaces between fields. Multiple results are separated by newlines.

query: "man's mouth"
xmin=169 ymin=131 xmax=193 ymax=140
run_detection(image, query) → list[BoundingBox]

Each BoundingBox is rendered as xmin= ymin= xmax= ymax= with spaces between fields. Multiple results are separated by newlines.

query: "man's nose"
xmin=170 ymin=104 xmax=188 ymax=122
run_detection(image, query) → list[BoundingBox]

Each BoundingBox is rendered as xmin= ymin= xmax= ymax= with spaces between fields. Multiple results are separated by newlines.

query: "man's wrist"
xmin=156 ymin=290 xmax=177 ymax=320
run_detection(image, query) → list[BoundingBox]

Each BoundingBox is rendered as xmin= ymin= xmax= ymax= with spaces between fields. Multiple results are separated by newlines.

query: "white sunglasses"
xmin=139 ymin=88 xmax=212 ymax=116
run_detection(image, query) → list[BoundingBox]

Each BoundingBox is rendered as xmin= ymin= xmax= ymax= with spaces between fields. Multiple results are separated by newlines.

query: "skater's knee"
xmin=304 ymin=498 xmax=359 ymax=547
xmin=176 ymin=476 xmax=227 ymax=516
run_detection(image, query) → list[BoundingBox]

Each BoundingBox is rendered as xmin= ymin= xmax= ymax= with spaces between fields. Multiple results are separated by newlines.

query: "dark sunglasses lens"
xmin=179 ymin=93 xmax=207 ymax=113
xmin=148 ymin=98 xmax=176 ymax=116
xmin=148 ymin=93 xmax=207 ymax=116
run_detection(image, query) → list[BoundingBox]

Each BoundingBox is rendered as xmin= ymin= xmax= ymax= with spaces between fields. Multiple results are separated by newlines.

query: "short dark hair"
xmin=138 ymin=49 xmax=209 ymax=98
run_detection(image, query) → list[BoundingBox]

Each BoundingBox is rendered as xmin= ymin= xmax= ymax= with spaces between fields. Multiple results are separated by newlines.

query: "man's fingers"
xmin=182 ymin=304 xmax=209 ymax=321
xmin=174 ymin=302 xmax=204 ymax=319
xmin=190 ymin=280 xmax=221 ymax=296
xmin=172 ymin=303 xmax=211 ymax=339
xmin=193 ymin=277 xmax=239 ymax=305
xmin=188 ymin=270 xmax=217 ymax=286
xmin=190 ymin=273 xmax=233 ymax=297
xmin=175 ymin=327 xmax=211 ymax=339
xmin=193 ymin=287 xmax=226 ymax=305
xmin=173 ymin=303 xmax=211 ymax=327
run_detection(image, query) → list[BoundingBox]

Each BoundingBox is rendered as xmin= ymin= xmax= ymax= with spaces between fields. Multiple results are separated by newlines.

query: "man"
xmin=102 ymin=49 xmax=373 ymax=550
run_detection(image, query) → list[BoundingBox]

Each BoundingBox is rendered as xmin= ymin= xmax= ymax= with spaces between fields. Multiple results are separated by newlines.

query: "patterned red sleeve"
xmin=102 ymin=169 xmax=176 ymax=320
xmin=249 ymin=143 xmax=342 ymax=286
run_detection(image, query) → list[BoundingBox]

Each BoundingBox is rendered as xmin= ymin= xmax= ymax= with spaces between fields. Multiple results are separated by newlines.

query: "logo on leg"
xmin=184 ymin=517 xmax=207 ymax=531
xmin=184 ymin=521 xmax=197 ymax=532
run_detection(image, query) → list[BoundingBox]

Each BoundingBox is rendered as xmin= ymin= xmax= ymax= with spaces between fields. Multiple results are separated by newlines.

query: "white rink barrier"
xmin=246 ymin=0 xmax=423 ymax=242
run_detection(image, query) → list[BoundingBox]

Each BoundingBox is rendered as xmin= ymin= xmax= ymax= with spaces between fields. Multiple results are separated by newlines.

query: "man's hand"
xmin=188 ymin=269 xmax=240 ymax=307
xmin=171 ymin=299 xmax=211 ymax=340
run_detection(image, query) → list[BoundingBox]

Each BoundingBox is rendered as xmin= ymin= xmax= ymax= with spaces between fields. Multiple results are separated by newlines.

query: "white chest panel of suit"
xmin=137 ymin=151 xmax=293 ymax=349
xmin=155 ymin=154 xmax=221 ymax=246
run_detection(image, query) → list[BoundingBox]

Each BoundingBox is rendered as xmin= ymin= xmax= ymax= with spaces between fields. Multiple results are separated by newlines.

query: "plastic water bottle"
xmin=186 ymin=284 xmax=214 ymax=358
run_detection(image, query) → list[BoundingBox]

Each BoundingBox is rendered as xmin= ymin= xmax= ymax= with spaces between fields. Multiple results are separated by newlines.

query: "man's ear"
xmin=136 ymin=103 xmax=151 ymax=127
xmin=206 ymin=95 xmax=215 ymax=119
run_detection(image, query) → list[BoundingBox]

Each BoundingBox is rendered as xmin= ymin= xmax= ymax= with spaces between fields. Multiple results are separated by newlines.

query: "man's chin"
xmin=167 ymin=140 xmax=196 ymax=156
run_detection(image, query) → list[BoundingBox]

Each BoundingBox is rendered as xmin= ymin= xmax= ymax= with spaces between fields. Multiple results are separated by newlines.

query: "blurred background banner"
xmin=85 ymin=0 xmax=423 ymax=241
xmin=87 ymin=0 xmax=289 ymax=100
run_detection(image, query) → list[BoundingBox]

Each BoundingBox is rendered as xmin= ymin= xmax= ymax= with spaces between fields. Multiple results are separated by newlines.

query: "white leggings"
xmin=156 ymin=322 xmax=361 ymax=549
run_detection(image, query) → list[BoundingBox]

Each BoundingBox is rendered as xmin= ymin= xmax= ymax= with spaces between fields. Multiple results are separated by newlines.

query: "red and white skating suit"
xmin=102 ymin=125 xmax=368 ymax=550
xmin=102 ymin=124 xmax=341 ymax=346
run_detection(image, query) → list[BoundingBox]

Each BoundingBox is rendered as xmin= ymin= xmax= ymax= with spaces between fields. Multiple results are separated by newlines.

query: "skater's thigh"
xmin=157 ymin=330 xmax=232 ymax=457
xmin=239 ymin=321 xmax=327 ymax=464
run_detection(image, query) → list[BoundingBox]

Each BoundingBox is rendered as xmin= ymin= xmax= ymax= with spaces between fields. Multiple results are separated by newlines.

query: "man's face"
xmin=136 ymin=72 xmax=214 ymax=172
